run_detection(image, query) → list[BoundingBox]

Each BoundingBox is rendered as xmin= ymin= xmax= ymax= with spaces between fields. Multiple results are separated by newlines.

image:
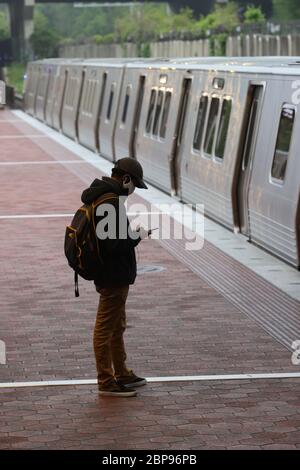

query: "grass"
xmin=5 ymin=63 xmax=26 ymax=95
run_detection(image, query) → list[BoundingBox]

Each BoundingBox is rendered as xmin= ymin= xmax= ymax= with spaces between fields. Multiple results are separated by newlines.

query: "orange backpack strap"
xmin=91 ymin=193 xmax=119 ymax=254
xmin=92 ymin=192 xmax=119 ymax=209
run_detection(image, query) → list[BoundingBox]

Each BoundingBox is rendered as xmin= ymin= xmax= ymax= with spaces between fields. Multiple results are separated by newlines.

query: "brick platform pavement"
xmin=0 ymin=110 xmax=300 ymax=449
xmin=1 ymin=381 xmax=300 ymax=450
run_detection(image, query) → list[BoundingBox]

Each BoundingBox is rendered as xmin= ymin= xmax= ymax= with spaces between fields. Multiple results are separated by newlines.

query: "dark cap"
xmin=114 ymin=158 xmax=148 ymax=189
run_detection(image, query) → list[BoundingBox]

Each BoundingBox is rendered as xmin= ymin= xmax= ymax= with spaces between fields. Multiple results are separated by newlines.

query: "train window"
xmin=213 ymin=78 xmax=225 ymax=90
xmin=215 ymin=99 xmax=232 ymax=159
xmin=160 ymin=91 xmax=172 ymax=138
xmin=204 ymin=97 xmax=220 ymax=156
xmin=193 ymin=95 xmax=208 ymax=151
xmin=106 ymin=83 xmax=115 ymax=121
xmin=271 ymin=104 xmax=295 ymax=182
xmin=152 ymin=90 xmax=164 ymax=136
xmin=121 ymin=86 xmax=131 ymax=124
xmin=159 ymin=74 xmax=168 ymax=84
xmin=145 ymin=89 xmax=156 ymax=134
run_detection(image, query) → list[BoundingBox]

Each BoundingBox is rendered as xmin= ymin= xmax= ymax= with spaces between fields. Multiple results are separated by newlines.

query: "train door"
xmin=170 ymin=77 xmax=192 ymax=195
xmin=237 ymin=84 xmax=264 ymax=236
xmin=130 ymin=75 xmax=145 ymax=159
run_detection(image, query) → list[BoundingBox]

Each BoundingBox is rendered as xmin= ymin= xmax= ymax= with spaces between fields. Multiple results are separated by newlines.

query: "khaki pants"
xmin=94 ymin=285 xmax=132 ymax=388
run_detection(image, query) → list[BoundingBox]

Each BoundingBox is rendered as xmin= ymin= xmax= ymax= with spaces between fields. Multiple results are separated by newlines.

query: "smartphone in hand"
xmin=148 ymin=228 xmax=159 ymax=235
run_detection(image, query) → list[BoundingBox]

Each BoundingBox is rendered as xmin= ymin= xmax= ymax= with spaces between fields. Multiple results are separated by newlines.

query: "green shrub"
xmin=244 ymin=5 xmax=266 ymax=24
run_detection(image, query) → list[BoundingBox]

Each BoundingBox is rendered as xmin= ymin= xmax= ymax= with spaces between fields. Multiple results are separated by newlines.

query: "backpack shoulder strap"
xmin=92 ymin=192 xmax=119 ymax=209
xmin=91 ymin=192 xmax=120 ymax=254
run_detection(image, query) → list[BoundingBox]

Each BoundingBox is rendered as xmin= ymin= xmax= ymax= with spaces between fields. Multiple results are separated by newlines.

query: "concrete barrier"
xmin=58 ymin=35 xmax=300 ymax=59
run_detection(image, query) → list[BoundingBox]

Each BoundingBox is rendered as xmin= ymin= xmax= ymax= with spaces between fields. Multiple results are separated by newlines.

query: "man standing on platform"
xmin=81 ymin=158 xmax=149 ymax=397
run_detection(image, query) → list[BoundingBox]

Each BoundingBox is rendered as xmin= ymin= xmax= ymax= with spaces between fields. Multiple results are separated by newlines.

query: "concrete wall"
xmin=59 ymin=35 xmax=300 ymax=59
xmin=226 ymin=34 xmax=300 ymax=56
xmin=59 ymin=43 xmax=138 ymax=59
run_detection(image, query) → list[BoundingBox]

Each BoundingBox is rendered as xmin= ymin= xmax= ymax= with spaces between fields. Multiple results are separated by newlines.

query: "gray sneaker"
xmin=99 ymin=382 xmax=137 ymax=397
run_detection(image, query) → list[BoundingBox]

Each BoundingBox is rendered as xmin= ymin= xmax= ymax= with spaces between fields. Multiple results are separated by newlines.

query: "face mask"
xmin=122 ymin=176 xmax=135 ymax=195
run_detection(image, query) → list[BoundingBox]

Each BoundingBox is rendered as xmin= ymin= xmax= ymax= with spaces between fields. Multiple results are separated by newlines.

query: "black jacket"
xmin=81 ymin=176 xmax=141 ymax=289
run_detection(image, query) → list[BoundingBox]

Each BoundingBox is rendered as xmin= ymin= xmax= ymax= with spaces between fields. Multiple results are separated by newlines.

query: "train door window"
xmin=121 ymin=85 xmax=131 ymax=124
xmin=89 ymin=80 xmax=96 ymax=114
xmin=204 ymin=97 xmax=220 ymax=156
xmin=70 ymin=79 xmax=75 ymax=107
xmin=242 ymin=92 xmax=259 ymax=171
xmin=85 ymin=80 xmax=93 ymax=114
xmin=215 ymin=98 xmax=232 ymax=159
xmin=98 ymin=72 xmax=107 ymax=118
xmin=106 ymin=83 xmax=115 ymax=121
xmin=69 ymin=78 xmax=75 ymax=107
xmin=152 ymin=89 xmax=164 ymax=136
xmin=47 ymin=73 xmax=54 ymax=102
xmin=65 ymin=81 xmax=69 ymax=106
xmin=89 ymin=81 xmax=94 ymax=113
xmin=160 ymin=91 xmax=172 ymax=139
xmin=82 ymin=80 xmax=89 ymax=113
xmin=65 ymin=79 xmax=71 ymax=106
xmin=37 ymin=75 xmax=42 ymax=96
xmin=193 ymin=95 xmax=208 ymax=151
xmin=145 ymin=89 xmax=156 ymax=134
xmin=40 ymin=75 xmax=47 ymax=96
xmin=92 ymin=81 xmax=97 ymax=113
xmin=271 ymin=104 xmax=295 ymax=182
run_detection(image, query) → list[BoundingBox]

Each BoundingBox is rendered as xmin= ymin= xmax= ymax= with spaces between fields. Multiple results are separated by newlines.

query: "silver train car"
xmin=23 ymin=57 xmax=300 ymax=269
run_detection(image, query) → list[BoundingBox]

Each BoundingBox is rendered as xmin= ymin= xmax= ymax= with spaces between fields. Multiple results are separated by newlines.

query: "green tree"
xmin=37 ymin=3 xmax=126 ymax=40
xmin=244 ymin=5 xmax=266 ymax=24
xmin=170 ymin=7 xmax=196 ymax=32
xmin=195 ymin=2 xmax=239 ymax=33
xmin=114 ymin=3 xmax=171 ymax=42
xmin=0 ymin=10 xmax=9 ymax=39
xmin=273 ymin=0 xmax=300 ymax=20
xmin=30 ymin=10 xmax=61 ymax=58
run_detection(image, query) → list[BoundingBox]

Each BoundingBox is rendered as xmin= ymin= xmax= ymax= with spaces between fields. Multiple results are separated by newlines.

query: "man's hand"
xmin=135 ymin=225 xmax=149 ymax=240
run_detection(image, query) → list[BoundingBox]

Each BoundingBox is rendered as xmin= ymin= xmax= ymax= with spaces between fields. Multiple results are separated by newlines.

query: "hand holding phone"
xmin=148 ymin=227 xmax=159 ymax=236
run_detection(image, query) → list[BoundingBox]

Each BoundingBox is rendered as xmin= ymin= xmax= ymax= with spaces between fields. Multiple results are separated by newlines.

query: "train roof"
xmin=29 ymin=56 xmax=300 ymax=76
xmin=125 ymin=56 xmax=300 ymax=76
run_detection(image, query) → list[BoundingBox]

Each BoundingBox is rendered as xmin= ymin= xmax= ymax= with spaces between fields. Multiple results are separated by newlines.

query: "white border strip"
xmin=0 ymin=119 xmax=23 ymax=123
xmin=0 ymin=211 xmax=165 ymax=220
xmin=0 ymin=214 xmax=73 ymax=219
xmin=1 ymin=372 xmax=300 ymax=389
xmin=0 ymin=160 xmax=100 ymax=165
xmin=0 ymin=134 xmax=48 ymax=139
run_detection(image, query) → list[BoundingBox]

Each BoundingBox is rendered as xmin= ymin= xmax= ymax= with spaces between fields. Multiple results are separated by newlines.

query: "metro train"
xmin=23 ymin=57 xmax=300 ymax=269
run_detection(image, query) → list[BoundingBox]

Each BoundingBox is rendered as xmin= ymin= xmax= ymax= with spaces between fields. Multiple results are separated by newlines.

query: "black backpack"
xmin=64 ymin=192 xmax=118 ymax=297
